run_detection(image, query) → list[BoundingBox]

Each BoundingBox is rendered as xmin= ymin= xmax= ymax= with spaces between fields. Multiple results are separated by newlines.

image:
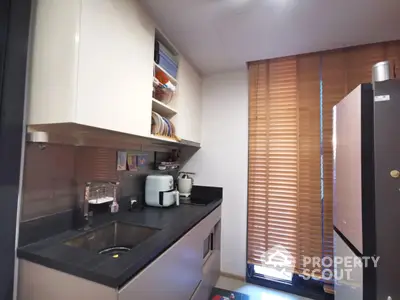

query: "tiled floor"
xmin=215 ymin=276 xmax=313 ymax=300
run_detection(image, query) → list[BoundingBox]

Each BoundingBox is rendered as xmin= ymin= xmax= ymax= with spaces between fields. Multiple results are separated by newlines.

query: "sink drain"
xmin=98 ymin=246 xmax=132 ymax=256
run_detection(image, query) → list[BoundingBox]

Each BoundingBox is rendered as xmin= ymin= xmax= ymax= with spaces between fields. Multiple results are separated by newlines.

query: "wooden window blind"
xmin=248 ymin=54 xmax=321 ymax=277
xmin=248 ymin=41 xmax=400 ymax=293
xmin=297 ymin=54 xmax=322 ymax=276
xmin=386 ymin=41 xmax=400 ymax=77
xmin=248 ymin=60 xmax=269 ymax=265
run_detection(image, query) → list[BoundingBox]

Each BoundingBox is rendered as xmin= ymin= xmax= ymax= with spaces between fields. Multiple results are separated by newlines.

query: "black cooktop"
xmin=179 ymin=196 xmax=216 ymax=206
xmin=179 ymin=185 xmax=223 ymax=206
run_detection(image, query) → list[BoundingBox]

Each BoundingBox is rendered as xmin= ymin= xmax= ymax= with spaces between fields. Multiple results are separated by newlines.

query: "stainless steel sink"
xmin=65 ymin=221 xmax=159 ymax=256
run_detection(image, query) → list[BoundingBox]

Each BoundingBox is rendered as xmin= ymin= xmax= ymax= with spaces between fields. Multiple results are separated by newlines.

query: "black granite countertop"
xmin=17 ymin=199 xmax=222 ymax=289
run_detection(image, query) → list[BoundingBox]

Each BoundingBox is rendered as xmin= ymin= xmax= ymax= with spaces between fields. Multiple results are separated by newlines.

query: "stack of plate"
xmin=151 ymin=111 xmax=176 ymax=139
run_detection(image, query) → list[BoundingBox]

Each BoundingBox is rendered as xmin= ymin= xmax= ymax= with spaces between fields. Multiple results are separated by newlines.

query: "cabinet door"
xmin=334 ymin=231 xmax=363 ymax=300
xmin=119 ymin=206 xmax=221 ymax=300
xmin=77 ymin=0 xmax=154 ymax=137
xmin=28 ymin=0 xmax=81 ymax=125
xmin=118 ymin=229 xmax=203 ymax=300
xmin=193 ymin=220 xmax=221 ymax=300
xmin=172 ymin=58 xmax=202 ymax=144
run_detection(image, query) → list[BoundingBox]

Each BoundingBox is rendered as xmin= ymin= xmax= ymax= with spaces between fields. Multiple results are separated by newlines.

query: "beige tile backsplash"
xmin=21 ymin=144 xmax=77 ymax=221
xmin=21 ymin=143 xmax=166 ymax=222
xmin=21 ymin=144 xmax=120 ymax=222
xmin=75 ymin=147 xmax=117 ymax=183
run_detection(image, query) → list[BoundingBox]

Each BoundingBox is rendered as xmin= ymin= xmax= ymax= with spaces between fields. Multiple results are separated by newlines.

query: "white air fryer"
xmin=145 ymin=175 xmax=179 ymax=207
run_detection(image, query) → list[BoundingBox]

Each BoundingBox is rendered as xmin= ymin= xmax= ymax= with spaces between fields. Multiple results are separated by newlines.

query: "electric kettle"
xmin=178 ymin=172 xmax=194 ymax=197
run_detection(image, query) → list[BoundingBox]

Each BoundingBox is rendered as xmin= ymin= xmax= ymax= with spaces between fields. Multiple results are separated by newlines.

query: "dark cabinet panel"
xmin=0 ymin=0 xmax=11 ymax=112
xmin=374 ymin=81 xmax=400 ymax=300
xmin=0 ymin=0 xmax=31 ymax=299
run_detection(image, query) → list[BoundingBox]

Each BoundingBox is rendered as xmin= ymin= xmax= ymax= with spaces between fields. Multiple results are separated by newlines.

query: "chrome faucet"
xmin=73 ymin=182 xmax=93 ymax=230
xmin=75 ymin=181 xmax=119 ymax=230
xmin=82 ymin=182 xmax=93 ymax=230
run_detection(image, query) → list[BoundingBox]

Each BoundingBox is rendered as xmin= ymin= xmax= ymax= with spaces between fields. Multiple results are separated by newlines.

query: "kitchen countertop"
xmin=17 ymin=199 xmax=222 ymax=289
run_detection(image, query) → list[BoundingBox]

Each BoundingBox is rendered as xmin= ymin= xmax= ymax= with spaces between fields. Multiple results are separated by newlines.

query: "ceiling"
xmin=140 ymin=0 xmax=400 ymax=75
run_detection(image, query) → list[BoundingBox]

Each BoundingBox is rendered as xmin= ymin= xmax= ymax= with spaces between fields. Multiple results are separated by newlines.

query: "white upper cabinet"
xmin=28 ymin=0 xmax=202 ymax=144
xmin=172 ymin=58 xmax=202 ymax=144
xmin=28 ymin=0 xmax=81 ymax=125
xmin=28 ymin=0 xmax=155 ymax=137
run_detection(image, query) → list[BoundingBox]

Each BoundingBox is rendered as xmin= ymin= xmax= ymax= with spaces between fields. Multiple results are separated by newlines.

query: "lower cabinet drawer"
xmin=191 ymin=251 xmax=221 ymax=300
xmin=190 ymin=280 xmax=209 ymax=300
xmin=118 ymin=206 xmax=221 ymax=300
xmin=203 ymin=250 xmax=221 ymax=288
xmin=118 ymin=229 xmax=203 ymax=300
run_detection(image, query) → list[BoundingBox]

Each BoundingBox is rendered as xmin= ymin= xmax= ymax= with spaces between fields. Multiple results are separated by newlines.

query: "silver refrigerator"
xmin=333 ymin=79 xmax=400 ymax=300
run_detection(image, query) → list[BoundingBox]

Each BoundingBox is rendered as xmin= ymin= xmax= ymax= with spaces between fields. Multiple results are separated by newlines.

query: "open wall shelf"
xmin=154 ymin=62 xmax=178 ymax=86
xmin=150 ymin=134 xmax=179 ymax=143
xmin=152 ymin=98 xmax=177 ymax=118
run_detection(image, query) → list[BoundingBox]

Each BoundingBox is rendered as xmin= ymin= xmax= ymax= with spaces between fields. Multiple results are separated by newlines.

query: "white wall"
xmin=183 ymin=69 xmax=248 ymax=277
